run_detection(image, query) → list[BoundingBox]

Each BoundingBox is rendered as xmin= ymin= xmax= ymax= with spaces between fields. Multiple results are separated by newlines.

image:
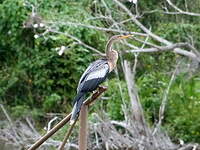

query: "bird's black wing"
xmin=77 ymin=59 xmax=108 ymax=90
xmin=71 ymin=59 xmax=109 ymax=124
xmin=77 ymin=59 xmax=109 ymax=93
xmin=78 ymin=59 xmax=107 ymax=85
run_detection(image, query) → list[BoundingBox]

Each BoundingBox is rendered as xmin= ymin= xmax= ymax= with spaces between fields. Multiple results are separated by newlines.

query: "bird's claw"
xmin=98 ymin=85 xmax=108 ymax=91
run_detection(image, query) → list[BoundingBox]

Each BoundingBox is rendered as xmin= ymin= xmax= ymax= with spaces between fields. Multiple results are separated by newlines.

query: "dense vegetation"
xmin=0 ymin=0 xmax=200 ymax=144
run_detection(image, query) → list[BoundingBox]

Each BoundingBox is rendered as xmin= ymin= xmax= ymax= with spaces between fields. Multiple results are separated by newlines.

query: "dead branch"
xmin=112 ymin=0 xmax=171 ymax=45
xmin=58 ymin=118 xmax=77 ymax=150
xmin=165 ymin=0 xmax=200 ymax=17
xmin=27 ymin=86 xmax=107 ymax=150
xmin=92 ymin=113 xmax=178 ymax=150
xmin=123 ymin=60 xmax=150 ymax=136
xmin=125 ymin=43 xmax=200 ymax=61
xmin=25 ymin=117 xmax=39 ymax=136
xmin=153 ymin=61 xmax=181 ymax=135
xmin=112 ymin=0 xmax=200 ymax=62
xmin=47 ymin=28 xmax=104 ymax=56
xmin=0 ymin=104 xmax=21 ymax=144
xmin=46 ymin=21 xmax=148 ymax=37
xmin=46 ymin=116 xmax=59 ymax=132
xmin=27 ymin=113 xmax=72 ymax=150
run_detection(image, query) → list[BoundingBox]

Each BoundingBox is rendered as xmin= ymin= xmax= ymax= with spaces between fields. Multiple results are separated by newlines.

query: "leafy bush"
xmin=105 ymin=79 xmax=130 ymax=120
xmin=166 ymin=76 xmax=200 ymax=142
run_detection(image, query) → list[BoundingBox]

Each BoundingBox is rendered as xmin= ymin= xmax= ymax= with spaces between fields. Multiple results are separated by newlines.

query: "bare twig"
xmin=28 ymin=113 xmax=72 ymax=150
xmin=58 ymin=118 xmax=77 ymax=150
xmin=125 ymin=43 xmax=200 ymax=61
xmin=123 ymin=60 xmax=149 ymax=135
xmin=46 ymin=21 xmax=148 ymax=37
xmin=112 ymin=0 xmax=171 ymax=45
xmin=47 ymin=117 xmax=59 ymax=132
xmin=26 ymin=117 xmax=39 ymax=136
xmin=0 ymin=104 xmax=21 ymax=144
xmin=153 ymin=61 xmax=181 ymax=135
xmin=165 ymin=0 xmax=200 ymax=17
xmin=48 ymin=29 xmax=104 ymax=56
xmin=28 ymin=86 xmax=107 ymax=150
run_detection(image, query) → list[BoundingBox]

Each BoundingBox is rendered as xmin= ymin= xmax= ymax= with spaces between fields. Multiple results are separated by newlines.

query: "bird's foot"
xmin=92 ymin=86 xmax=107 ymax=95
xmin=98 ymin=85 xmax=108 ymax=91
xmin=91 ymin=86 xmax=107 ymax=100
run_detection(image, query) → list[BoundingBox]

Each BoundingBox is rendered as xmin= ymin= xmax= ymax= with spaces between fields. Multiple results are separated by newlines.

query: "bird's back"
xmin=77 ymin=59 xmax=109 ymax=93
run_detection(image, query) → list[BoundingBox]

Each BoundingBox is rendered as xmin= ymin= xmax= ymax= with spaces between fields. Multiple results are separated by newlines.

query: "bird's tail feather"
xmin=70 ymin=92 xmax=85 ymax=125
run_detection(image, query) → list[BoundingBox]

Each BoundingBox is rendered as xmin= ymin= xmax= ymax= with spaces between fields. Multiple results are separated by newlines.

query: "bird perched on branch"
xmin=70 ymin=35 xmax=132 ymax=124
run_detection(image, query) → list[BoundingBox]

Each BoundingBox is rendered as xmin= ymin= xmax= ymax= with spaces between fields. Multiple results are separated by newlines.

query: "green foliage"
xmin=10 ymin=105 xmax=29 ymax=118
xmin=0 ymin=0 xmax=94 ymax=114
xmin=137 ymin=72 xmax=167 ymax=123
xmin=105 ymin=79 xmax=130 ymax=120
xmin=43 ymin=93 xmax=61 ymax=112
xmin=166 ymin=76 xmax=200 ymax=142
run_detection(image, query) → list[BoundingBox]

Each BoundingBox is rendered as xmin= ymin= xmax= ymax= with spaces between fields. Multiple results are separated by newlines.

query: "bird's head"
xmin=105 ymin=34 xmax=133 ymax=56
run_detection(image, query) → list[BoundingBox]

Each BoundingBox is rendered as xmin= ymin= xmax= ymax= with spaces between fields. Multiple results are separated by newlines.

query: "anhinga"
xmin=70 ymin=35 xmax=132 ymax=124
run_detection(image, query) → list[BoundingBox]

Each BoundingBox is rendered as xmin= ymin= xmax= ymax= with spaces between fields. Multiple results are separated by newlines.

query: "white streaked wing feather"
xmin=86 ymin=65 xmax=108 ymax=80
xmin=78 ymin=59 xmax=104 ymax=85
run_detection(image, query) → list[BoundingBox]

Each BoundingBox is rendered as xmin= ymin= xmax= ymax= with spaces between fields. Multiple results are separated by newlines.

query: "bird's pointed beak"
xmin=119 ymin=34 xmax=133 ymax=39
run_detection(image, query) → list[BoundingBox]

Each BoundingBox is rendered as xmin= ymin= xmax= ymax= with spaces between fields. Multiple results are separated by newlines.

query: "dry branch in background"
xmin=46 ymin=21 xmax=148 ymax=37
xmin=153 ymin=61 xmax=181 ymax=135
xmin=1 ymin=103 xmax=199 ymax=150
xmin=165 ymin=0 xmax=200 ymax=16
xmin=125 ymin=42 xmax=200 ymax=61
xmin=58 ymin=118 xmax=77 ymax=150
xmin=123 ymin=60 xmax=148 ymax=135
xmin=112 ymin=0 xmax=200 ymax=62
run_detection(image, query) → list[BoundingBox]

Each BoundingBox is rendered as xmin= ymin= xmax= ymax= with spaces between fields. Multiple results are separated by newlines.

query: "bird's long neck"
xmin=107 ymin=51 xmax=118 ymax=72
xmin=105 ymin=38 xmax=115 ymax=56
xmin=105 ymin=37 xmax=118 ymax=72
xmin=108 ymin=60 xmax=116 ymax=72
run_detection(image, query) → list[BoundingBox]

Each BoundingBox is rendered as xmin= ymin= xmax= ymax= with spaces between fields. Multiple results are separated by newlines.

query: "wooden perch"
xmin=78 ymin=104 xmax=88 ymax=150
xmin=28 ymin=86 xmax=107 ymax=150
xmin=58 ymin=118 xmax=77 ymax=150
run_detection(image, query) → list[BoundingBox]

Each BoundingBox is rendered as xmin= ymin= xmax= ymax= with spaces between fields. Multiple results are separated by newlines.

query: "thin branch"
xmin=109 ymin=18 xmax=132 ymax=28
xmin=165 ymin=0 xmax=200 ymax=17
xmin=28 ymin=86 xmax=107 ymax=150
xmin=153 ymin=61 xmax=181 ymax=135
xmin=46 ymin=21 xmax=148 ymax=37
xmin=26 ymin=117 xmax=39 ymax=136
xmin=125 ymin=43 xmax=200 ymax=61
xmin=28 ymin=113 xmax=72 ymax=150
xmin=112 ymin=0 xmax=171 ymax=45
xmin=0 ymin=104 xmax=13 ymax=125
xmin=48 ymin=29 xmax=104 ymax=56
xmin=0 ymin=104 xmax=21 ymax=144
xmin=132 ymin=36 xmax=160 ymax=49
xmin=47 ymin=117 xmax=59 ymax=132
xmin=58 ymin=118 xmax=77 ymax=150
